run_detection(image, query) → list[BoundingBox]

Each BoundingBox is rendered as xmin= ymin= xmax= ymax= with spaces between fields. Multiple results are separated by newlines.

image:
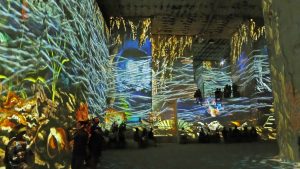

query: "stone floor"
xmin=100 ymin=141 xmax=299 ymax=169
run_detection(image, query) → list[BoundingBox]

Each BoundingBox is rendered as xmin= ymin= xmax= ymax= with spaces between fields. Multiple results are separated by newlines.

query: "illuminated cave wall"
xmin=106 ymin=17 xmax=153 ymax=127
xmin=231 ymin=40 xmax=272 ymax=98
xmin=263 ymin=0 xmax=300 ymax=161
xmin=108 ymin=20 xmax=194 ymax=132
xmin=150 ymin=35 xmax=194 ymax=136
xmin=152 ymin=56 xmax=197 ymax=136
xmin=0 ymin=0 xmax=110 ymax=168
xmin=108 ymin=39 xmax=152 ymax=127
xmin=192 ymin=44 xmax=275 ymax=139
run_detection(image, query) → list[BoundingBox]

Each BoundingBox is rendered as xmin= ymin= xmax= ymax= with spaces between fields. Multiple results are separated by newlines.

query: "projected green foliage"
xmin=0 ymin=31 xmax=10 ymax=43
xmin=0 ymin=0 xmax=110 ymax=168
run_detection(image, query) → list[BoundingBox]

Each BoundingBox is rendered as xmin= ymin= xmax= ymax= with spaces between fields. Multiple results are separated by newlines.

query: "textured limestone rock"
xmin=263 ymin=0 xmax=300 ymax=161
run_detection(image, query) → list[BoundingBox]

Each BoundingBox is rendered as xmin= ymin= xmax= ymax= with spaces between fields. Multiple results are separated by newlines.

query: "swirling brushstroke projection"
xmin=108 ymin=39 xmax=152 ymax=127
xmin=0 ymin=0 xmax=110 ymax=168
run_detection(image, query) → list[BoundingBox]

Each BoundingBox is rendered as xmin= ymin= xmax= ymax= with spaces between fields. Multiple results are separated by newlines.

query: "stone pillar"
xmin=263 ymin=0 xmax=300 ymax=161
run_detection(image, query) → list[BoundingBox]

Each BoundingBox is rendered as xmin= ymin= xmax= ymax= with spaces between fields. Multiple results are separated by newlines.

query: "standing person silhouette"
xmin=194 ymin=89 xmax=203 ymax=105
xmin=89 ymin=118 xmax=104 ymax=169
xmin=72 ymin=121 xmax=89 ymax=169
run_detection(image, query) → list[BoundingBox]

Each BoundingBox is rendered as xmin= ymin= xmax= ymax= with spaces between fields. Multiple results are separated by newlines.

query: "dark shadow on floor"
xmin=100 ymin=141 xmax=297 ymax=169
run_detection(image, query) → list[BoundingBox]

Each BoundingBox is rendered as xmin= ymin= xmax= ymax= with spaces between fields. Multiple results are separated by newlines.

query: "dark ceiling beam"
xmin=199 ymin=0 xmax=220 ymax=35
xmin=96 ymin=0 xmax=110 ymax=27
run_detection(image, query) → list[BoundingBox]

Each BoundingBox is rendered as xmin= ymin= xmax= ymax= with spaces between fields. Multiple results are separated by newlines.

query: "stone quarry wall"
xmin=263 ymin=0 xmax=300 ymax=161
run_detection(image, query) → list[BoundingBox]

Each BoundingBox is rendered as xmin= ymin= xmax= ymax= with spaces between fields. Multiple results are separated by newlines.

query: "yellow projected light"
xmin=230 ymin=19 xmax=265 ymax=65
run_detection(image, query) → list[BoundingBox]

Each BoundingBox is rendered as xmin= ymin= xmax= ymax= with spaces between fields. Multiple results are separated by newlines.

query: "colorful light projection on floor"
xmin=177 ymin=98 xmax=222 ymax=122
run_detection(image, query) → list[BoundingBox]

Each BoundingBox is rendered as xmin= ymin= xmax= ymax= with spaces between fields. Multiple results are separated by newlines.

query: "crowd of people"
xmin=3 ymin=116 xmax=160 ymax=169
xmin=194 ymin=84 xmax=241 ymax=106
xmin=72 ymin=118 xmax=104 ymax=169
xmin=104 ymin=121 xmax=127 ymax=148
xmin=71 ymin=119 xmax=158 ymax=169
xmin=4 ymin=116 xmax=258 ymax=169
xmin=133 ymin=127 xmax=157 ymax=148
xmin=197 ymin=126 xmax=259 ymax=144
xmin=214 ymin=84 xmax=241 ymax=102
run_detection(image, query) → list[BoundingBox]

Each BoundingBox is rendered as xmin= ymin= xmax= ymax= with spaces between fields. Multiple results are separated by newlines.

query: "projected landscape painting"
xmin=108 ymin=39 xmax=152 ymax=127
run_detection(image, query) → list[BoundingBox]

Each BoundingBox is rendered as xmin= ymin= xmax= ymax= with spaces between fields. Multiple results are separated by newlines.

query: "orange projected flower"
xmin=0 ymin=119 xmax=16 ymax=129
xmin=104 ymin=107 xmax=126 ymax=125
xmin=21 ymin=0 xmax=29 ymax=20
xmin=47 ymin=128 xmax=69 ymax=159
xmin=3 ymin=92 xmax=20 ymax=109
xmin=76 ymin=102 xmax=88 ymax=122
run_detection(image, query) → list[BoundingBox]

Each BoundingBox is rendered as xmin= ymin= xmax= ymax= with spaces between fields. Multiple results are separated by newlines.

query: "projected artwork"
xmin=173 ymin=47 xmax=274 ymax=139
xmin=0 ymin=0 xmax=110 ymax=168
xmin=235 ymin=47 xmax=272 ymax=94
xmin=150 ymin=56 xmax=198 ymax=136
xmin=0 ymin=1 xmax=275 ymax=168
xmin=194 ymin=64 xmax=232 ymax=98
xmin=108 ymin=39 xmax=152 ymax=127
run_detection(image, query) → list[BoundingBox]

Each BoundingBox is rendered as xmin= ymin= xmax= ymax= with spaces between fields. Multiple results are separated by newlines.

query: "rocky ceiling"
xmin=97 ymin=0 xmax=264 ymax=61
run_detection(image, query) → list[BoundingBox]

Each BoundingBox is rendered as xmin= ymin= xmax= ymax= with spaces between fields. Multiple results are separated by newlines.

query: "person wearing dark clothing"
xmin=179 ymin=127 xmax=188 ymax=144
xmin=232 ymin=84 xmax=240 ymax=97
xmin=218 ymin=89 xmax=223 ymax=102
xmin=140 ymin=128 xmax=148 ymax=148
xmin=215 ymin=88 xmax=223 ymax=103
xmin=223 ymin=85 xmax=232 ymax=98
xmin=111 ymin=121 xmax=118 ymax=133
xmin=141 ymin=128 xmax=147 ymax=137
xmin=222 ymin=127 xmax=229 ymax=143
xmin=118 ymin=122 xmax=127 ymax=148
xmin=109 ymin=121 xmax=118 ymax=146
xmin=232 ymin=126 xmax=241 ymax=142
xmin=250 ymin=126 xmax=258 ymax=142
xmin=228 ymin=85 xmax=232 ymax=98
xmin=88 ymin=118 xmax=103 ymax=169
xmin=223 ymin=85 xmax=228 ymax=98
xmin=242 ymin=126 xmax=250 ymax=142
xmin=213 ymin=129 xmax=221 ymax=143
xmin=214 ymin=89 xmax=218 ymax=103
xmin=72 ymin=122 xmax=89 ymax=169
xmin=194 ymin=89 xmax=203 ymax=105
xmin=198 ymin=127 xmax=207 ymax=143
xmin=227 ymin=128 xmax=233 ymax=142
xmin=148 ymin=127 xmax=157 ymax=146
xmin=133 ymin=128 xmax=141 ymax=147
